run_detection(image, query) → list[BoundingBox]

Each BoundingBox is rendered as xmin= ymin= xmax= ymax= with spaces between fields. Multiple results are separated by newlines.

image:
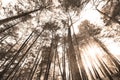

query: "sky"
xmin=1 ymin=0 xmax=17 ymax=7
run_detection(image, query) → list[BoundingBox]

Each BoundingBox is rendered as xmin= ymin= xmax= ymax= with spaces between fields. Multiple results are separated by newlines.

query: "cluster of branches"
xmin=0 ymin=0 xmax=120 ymax=80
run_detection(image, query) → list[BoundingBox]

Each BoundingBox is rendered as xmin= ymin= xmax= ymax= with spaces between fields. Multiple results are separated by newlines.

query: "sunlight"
xmin=79 ymin=39 xmax=120 ymax=79
xmin=73 ymin=2 xmax=120 ymax=74
xmin=1 ymin=0 xmax=17 ymax=6
xmin=0 ymin=0 xmax=120 ymax=79
xmin=79 ymin=3 xmax=104 ymax=26
xmin=73 ymin=2 xmax=104 ymax=34
xmin=107 ymin=42 xmax=120 ymax=56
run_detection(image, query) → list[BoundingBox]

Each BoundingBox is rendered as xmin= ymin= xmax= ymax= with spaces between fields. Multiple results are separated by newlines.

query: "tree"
xmin=0 ymin=0 xmax=120 ymax=80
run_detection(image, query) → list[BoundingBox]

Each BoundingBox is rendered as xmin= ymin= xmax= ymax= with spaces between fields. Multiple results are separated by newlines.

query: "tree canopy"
xmin=0 ymin=0 xmax=120 ymax=80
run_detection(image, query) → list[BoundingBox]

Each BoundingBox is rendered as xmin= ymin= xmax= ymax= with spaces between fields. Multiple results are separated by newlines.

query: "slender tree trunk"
xmin=88 ymin=67 xmax=95 ymax=80
xmin=57 ymin=50 xmax=63 ymax=79
xmin=0 ymin=36 xmax=22 ymax=69
xmin=0 ymin=31 xmax=33 ymax=79
xmin=95 ymin=61 xmax=106 ymax=77
xmin=37 ymin=60 xmax=43 ymax=80
xmin=67 ymin=27 xmax=81 ymax=80
xmin=53 ymin=48 xmax=56 ymax=80
xmin=62 ymin=37 xmax=66 ymax=80
xmin=29 ymin=55 xmax=41 ymax=80
xmin=5 ymin=29 xmax=44 ymax=80
xmin=0 ymin=6 xmax=45 ymax=25
xmin=69 ymin=15 xmax=88 ymax=80
xmin=0 ymin=35 xmax=8 ymax=43
xmin=96 ymin=56 xmax=113 ymax=80
xmin=0 ymin=21 xmax=20 ymax=34
xmin=44 ymin=42 xmax=54 ymax=80
xmin=102 ymin=60 xmax=113 ymax=74
xmin=94 ymin=37 xmax=120 ymax=72
xmin=28 ymin=47 xmax=42 ymax=80
xmin=91 ymin=63 xmax=102 ymax=80
xmin=9 ymin=55 xmax=27 ymax=80
xmin=96 ymin=8 xmax=120 ymax=25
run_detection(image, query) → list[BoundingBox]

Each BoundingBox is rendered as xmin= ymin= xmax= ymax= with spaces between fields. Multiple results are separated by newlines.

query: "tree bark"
xmin=67 ymin=27 xmax=81 ymax=80
xmin=0 ymin=6 xmax=45 ymax=25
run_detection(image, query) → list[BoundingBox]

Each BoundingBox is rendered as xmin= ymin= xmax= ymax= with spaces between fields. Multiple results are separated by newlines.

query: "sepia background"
xmin=0 ymin=0 xmax=120 ymax=80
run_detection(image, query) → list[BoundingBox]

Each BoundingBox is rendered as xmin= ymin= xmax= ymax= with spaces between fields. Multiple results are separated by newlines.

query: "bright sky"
xmin=1 ymin=0 xmax=17 ymax=7
xmin=80 ymin=3 xmax=104 ymax=25
xmin=72 ymin=2 xmax=105 ymax=34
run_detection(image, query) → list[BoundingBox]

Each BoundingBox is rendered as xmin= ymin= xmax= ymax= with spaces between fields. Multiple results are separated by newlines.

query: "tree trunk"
xmin=0 ymin=6 xmax=44 ymax=25
xmin=67 ymin=27 xmax=81 ymax=80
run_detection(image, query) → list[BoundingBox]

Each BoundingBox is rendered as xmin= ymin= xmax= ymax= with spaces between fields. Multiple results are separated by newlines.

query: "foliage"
xmin=0 ymin=0 xmax=120 ymax=80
